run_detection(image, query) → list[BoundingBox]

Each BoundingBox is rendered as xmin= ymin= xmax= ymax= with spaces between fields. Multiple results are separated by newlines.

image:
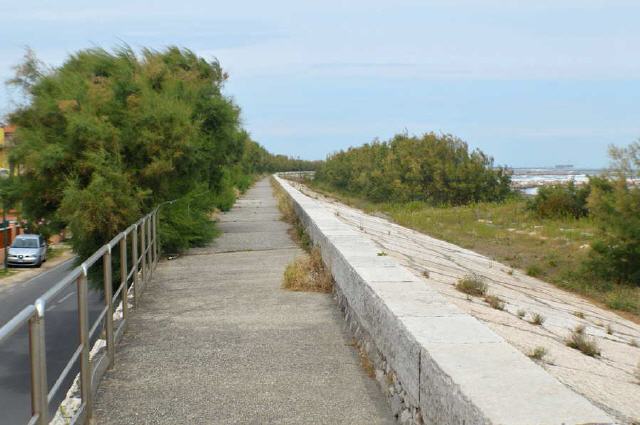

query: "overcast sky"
xmin=2 ymin=0 xmax=639 ymax=167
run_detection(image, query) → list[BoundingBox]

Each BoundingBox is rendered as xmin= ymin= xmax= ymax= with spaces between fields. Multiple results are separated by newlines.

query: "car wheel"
xmin=36 ymin=257 xmax=43 ymax=268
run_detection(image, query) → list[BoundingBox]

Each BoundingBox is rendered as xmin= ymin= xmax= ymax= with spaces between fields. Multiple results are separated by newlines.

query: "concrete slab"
xmin=92 ymin=178 xmax=394 ymax=425
xmin=288 ymin=178 xmax=640 ymax=423
xmin=275 ymin=176 xmax=617 ymax=425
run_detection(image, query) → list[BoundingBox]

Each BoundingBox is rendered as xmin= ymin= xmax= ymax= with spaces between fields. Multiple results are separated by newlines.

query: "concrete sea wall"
xmin=274 ymin=175 xmax=614 ymax=425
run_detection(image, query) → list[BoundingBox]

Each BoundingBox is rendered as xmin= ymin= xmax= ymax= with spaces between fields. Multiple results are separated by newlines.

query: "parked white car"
xmin=7 ymin=234 xmax=48 ymax=267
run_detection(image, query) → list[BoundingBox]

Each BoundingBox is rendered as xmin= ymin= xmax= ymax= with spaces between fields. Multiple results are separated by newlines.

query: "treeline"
xmin=5 ymin=47 xmax=316 ymax=257
xmin=243 ymin=141 xmax=322 ymax=173
xmin=315 ymin=133 xmax=511 ymax=205
xmin=528 ymin=143 xmax=640 ymax=287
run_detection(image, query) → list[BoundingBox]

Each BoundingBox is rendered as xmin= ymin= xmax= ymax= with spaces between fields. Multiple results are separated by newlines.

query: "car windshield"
xmin=12 ymin=239 xmax=39 ymax=248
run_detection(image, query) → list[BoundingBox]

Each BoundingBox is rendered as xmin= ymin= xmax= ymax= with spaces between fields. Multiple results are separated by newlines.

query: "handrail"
xmin=0 ymin=304 xmax=36 ymax=343
xmin=0 ymin=201 xmax=173 ymax=425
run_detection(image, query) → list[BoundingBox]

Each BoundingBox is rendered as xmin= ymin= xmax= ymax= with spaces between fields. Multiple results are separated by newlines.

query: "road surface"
xmin=0 ymin=258 xmax=104 ymax=424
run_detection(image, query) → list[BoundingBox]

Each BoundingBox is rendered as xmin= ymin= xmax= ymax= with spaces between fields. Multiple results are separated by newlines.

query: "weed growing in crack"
xmin=282 ymin=248 xmax=333 ymax=293
xmin=528 ymin=346 xmax=548 ymax=361
xmin=484 ymin=295 xmax=505 ymax=311
xmin=455 ymin=274 xmax=488 ymax=297
xmin=530 ymin=313 xmax=546 ymax=326
xmin=566 ymin=325 xmax=601 ymax=357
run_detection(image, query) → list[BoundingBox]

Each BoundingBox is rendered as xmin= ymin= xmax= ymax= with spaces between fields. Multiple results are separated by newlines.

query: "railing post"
xmin=77 ymin=268 xmax=92 ymax=418
xmin=140 ymin=219 xmax=147 ymax=287
xmin=120 ymin=234 xmax=128 ymax=321
xmin=103 ymin=246 xmax=115 ymax=366
xmin=146 ymin=217 xmax=153 ymax=277
xmin=151 ymin=211 xmax=157 ymax=268
xmin=154 ymin=211 xmax=159 ymax=267
xmin=156 ymin=210 xmax=160 ymax=266
xmin=132 ymin=224 xmax=139 ymax=306
xmin=29 ymin=300 xmax=48 ymax=425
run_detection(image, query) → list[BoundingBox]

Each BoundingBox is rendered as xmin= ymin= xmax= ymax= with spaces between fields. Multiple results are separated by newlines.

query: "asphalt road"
xmin=0 ymin=259 xmax=105 ymax=424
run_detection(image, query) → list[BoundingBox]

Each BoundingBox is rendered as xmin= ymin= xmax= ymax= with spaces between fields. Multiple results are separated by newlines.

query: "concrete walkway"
xmin=92 ymin=178 xmax=393 ymax=424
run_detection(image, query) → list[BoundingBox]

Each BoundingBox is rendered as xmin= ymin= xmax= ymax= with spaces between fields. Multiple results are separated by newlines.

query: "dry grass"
xmin=455 ymin=274 xmax=488 ymax=297
xmin=566 ymin=325 xmax=601 ymax=357
xmin=530 ymin=312 xmax=546 ymax=326
xmin=282 ymin=248 xmax=333 ymax=293
xmin=484 ymin=294 xmax=505 ymax=311
xmin=528 ymin=346 xmax=548 ymax=361
xmin=349 ymin=338 xmax=376 ymax=379
xmin=271 ymin=177 xmax=297 ymax=223
xmin=517 ymin=309 xmax=526 ymax=319
xmin=271 ymin=177 xmax=311 ymax=251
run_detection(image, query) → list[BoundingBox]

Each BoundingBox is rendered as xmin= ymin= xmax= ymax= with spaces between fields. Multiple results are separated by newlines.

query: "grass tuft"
xmin=282 ymin=248 xmax=333 ymax=293
xmin=530 ymin=312 xmax=546 ymax=326
xmin=573 ymin=311 xmax=585 ymax=319
xmin=517 ymin=309 xmax=526 ymax=319
xmin=272 ymin=178 xmax=312 ymax=251
xmin=565 ymin=325 xmax=601 ymax=357
xmin=528 ymin=346 xmax=548 ymax=361
xmin=455 ymin=274 xmax=488 ymax=297
xmin=606 ymin=324 xmax=614 ymax=335
xmin=484 ymin=295 xmax=505 ymax=311
xmin=349 ymin=338 xmax=375 ymax=379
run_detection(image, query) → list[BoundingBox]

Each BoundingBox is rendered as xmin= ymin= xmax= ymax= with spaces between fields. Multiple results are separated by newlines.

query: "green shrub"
xmin=587 ymin=178 xmax=640 ymax=286
xmin=527 ymin=181 xmax=591 ymax=219
xmin=5 ymin=47 xmax=319 ymax=261
xmin=315 ymin=133 xmax=512 ymax=205
xmin=526 ymin=264 xmax=543 ymax=277
xmin=580 ymin=143 xmax=640 ymax=287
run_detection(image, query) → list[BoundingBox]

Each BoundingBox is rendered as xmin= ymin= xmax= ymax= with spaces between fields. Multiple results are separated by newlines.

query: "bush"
xmin=587 ymin=177 xmax=640 ymax=286
xmin=315 ymin=133 xmax=512 ymax=205
xmin=527 ymin=181 xmax=590 ymax=219
xmin=583 ymin=143 xmax=640 ymax=287
xmin=7 ymin=47 xmax=255 ymax=259
xmin=5 ymin=47 xmax=317 ymax=260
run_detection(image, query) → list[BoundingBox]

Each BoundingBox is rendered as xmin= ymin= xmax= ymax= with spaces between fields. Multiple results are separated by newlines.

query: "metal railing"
xmin=0 ymin=204 xmax=168 ymax=425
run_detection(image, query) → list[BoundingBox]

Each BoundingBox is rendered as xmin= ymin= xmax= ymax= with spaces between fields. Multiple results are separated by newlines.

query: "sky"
xmin=1 ymin=0 xmax=639 ymax=168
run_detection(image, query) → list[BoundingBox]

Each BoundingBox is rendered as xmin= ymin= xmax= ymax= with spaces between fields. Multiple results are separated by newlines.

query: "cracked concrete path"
xmin=92 ymin=178 xmax=394 ymax=425
xmin=290 ymin=181 xmax=640 ymax=424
